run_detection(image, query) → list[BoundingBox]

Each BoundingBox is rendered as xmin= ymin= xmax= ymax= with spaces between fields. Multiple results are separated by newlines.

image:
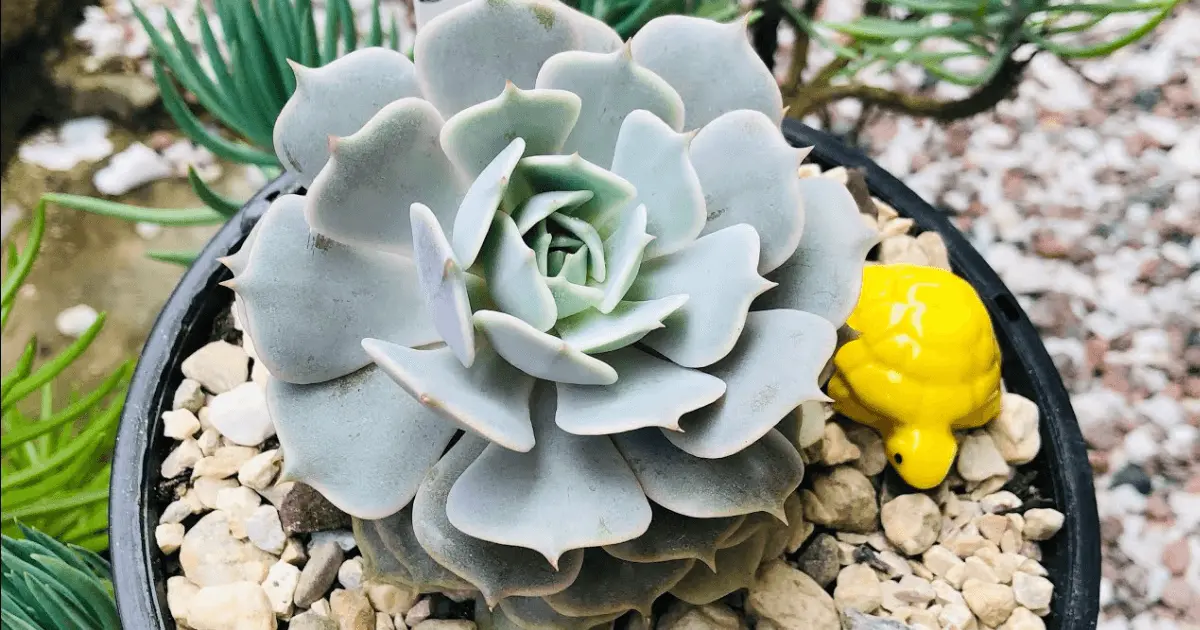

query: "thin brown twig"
xmin=782 ymin=0 xmax=822 ymax=96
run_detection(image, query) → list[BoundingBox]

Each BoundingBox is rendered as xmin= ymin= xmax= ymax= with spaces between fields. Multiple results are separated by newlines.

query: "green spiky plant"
xmin=1 ymin=202 xmax=131 ymax=553
xmin=1 ymin=524 xmax=119 ymax=630
xmin=50 ymin=0 xmax=1174 ymax=266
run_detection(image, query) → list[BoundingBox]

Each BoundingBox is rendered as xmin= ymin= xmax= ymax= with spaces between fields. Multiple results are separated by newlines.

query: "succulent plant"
xmin=223 ymin=0 xmax=877 ymax=624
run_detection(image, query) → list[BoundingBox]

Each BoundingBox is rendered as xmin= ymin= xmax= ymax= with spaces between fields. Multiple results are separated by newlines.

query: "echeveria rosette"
xmin=224 ymin=0 xmax=878 ymax=622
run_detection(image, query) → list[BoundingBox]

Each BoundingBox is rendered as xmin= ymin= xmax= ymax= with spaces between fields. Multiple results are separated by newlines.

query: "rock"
xmin=998 ymin=527 xmax=1023 ymax=554
xmin=376 ymin=612 xmax=396 ymax=630
xmin=187 ymin=581 xmax=276 ymax=630
xmin=820 ymin=422 xmax=862 ymax=466
xmin=962 ymin=557 xmax=999 ymax=584
xmin=193 ymin=476 xmax=239 ymax=510
xmin=748 ymin=560 xmax=840 ymax=630
xmin=216 ymin=486 xmax=263 ymax=539
xmin=198 ymin=429 xmax=222 ymax=456
xmin=792 ymin=401 xmax=831 ymax=449
xmin=956 ymin=433 xmax=1010 ymax=482
xmin=93 ymin=142 xmax=173 ymax=195
xmin=833 ymin=564 xmax=882 ymax=614
xmin=182 ymin=341 xmax=250 ymax=394
xmin=331 ymin=588 xmax=374 ymax=630
xmin=161 ymin=497 xmax=201 ymax=525
xmin=156 ymin=523 xmax=185 ymax=555
xmin=54 ymin=303 xmax=98 ymax=337
xmin=336 ymin=558 xmax=364 ymax=591
xmin=962 ymin=578 xmax=1016 ymax=627
xmin=405 ymin=598 xmax=432 ymax=627
xmin=881 ymin=494 xmax=941 ymax=556
xmin=796 ymin=533 xmax=842 ymax=588
xmin=280 ymin=483 xmax=353 ymax=535
xmin=262 ymin=560 xmax=301 ymax=618
xmin=260 ymin=481 xmax=296 ymax=510
xmin=180 ymin=512 xmax=277 ymax=587
xmin=978 ymin=550 xmax=1022 ymax=584
xmin=163 ymin=409 xmax=202 ymax=441
xmin=657 ymin=600 xmax=747 ymax=629
xmin=1020 ymin=509 xmax=1064 ymax=541
xmin=365 ymin=582 xmax=418 ymax=617
xmin=979 ymin=492 xmax=1022 ymax=514
xmin=987 ymin=394 xmax=1040 ymax=465
xmin=999 ymin=607 xmax=1044 ymax=630
xmin=295 ymin=542 xmax=345 ymax=608
xmin=915 ymin=232 xmax=951 ymax=271
xmin=194 ymin=446 xmax=260 ymax=479
xmin=894 ymin=575 xmax=935 ymax=606
xmin=174 ymin=378 xmax=207 ymax=413
xmin=291 ymin=611 xmax=339 ymax=630
xmin=239 ymin=450 xmax=282 ymax=490
xmin=932 ymin=579 xmax=965 ymax=607
xmin=413 ymin=622 xmax=475 ymax=630
xmin=802 ymin=467 xmax=880 ymax=533
xmin=310 ymin=530 xmax=358 ymax=553
xmin=312 ymin=600 xmax=333 ymax=616
xmin=840 ymin=609 xmax=910 ymax=630
xmin=937 ymin=604 xmax=977 ymax=630
xmin=162 ymin=439 xmax=204 ymax=478
xmin=1010 ymin=572 xmax=1052 ymax=613
xmin=167 ymin=576 xmax=201 ymax=627
xmin=921 ymin=545 xmax=965 ymax=580
xmin=1109 ymin=463 xmax=1153 ymax=494
xmin=976 ymin=514 xmax=1009 ymax=543
xmin=842 ymin=422 xmax=887 ymax=476
xmin=875 ymin=550 xmax=913 ymax=580
xmin=207 ymin=382 xmax=275 ymax=447
xmin=246 ymin=505 xmax=287 ymax=555
xmin=877 ymin=580 xmax=905 ymax=613
xmin=282 ymin=537 xmax=308 ymax=566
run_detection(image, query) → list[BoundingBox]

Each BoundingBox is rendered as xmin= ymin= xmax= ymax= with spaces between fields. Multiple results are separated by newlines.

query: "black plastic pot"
xmin=109 ymin=120 xmax=1100 ymax=630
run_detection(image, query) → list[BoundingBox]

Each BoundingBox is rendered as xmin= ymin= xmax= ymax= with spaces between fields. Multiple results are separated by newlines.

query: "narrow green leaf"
xmin=335 ymin=0 xmax=358 ymax=52
xmin=43 ymin=193 xmax=226 ymax=226
xmin=1 ymin=362 xmax=129 ymax=453
xmin=274 ymin=0 xmax=305 ymax=63
xmin=369 ymin=0 xmax=384 ymax=46
xmin=1 ymin=397 xmax=120 ymax=491
xmin=4 ymin=490 xmax=109 ymax=522
xmin=322 ymin=0 xmax=341 ymax=63
xmin=146 ymin=250 xmax=200 ymax=266
xmin=23 ymin=573 xmax=96 ymax=630
xmin=195 ymin=2 xmax=273 ymax=149
xmin=189 ymin=168 xmax=243 ymax=219
xmin=299 ymin=0 xmax=321 ymax=66
xmin=1027 ymin=5 xmax=1173 ymax=58
xmin=227 ymin=39 xmax=282 ymax=135
xmin=152 ymin=59 xmax=280 ymax=165
xmin=0 ymin=314 xmax=106 ymax=411
xmin=258 ymin=0 xmax=298 ymax=96
xmin=232 ymin=0 xmax=289 ymax=108
xmin=389 ymin=14 xmax=401 ymax=51
xmin=0 ymin=201 xmax=45 ymax=309
xmin=1 ymin=337 xmax=37 ymax=396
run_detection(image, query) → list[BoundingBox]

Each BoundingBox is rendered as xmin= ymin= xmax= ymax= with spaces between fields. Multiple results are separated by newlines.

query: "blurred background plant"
xmin=1 ymin=524 xmax=119 ymax=630
xmin=48 ymin=0 xmax=1179 ymax=267
xmin=1 ymin=201 xmax=131 ymax=553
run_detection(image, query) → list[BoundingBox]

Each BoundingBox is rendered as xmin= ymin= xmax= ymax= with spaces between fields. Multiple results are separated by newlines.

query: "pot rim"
xmin=108 ymin=119 xmax=1100 ymax=630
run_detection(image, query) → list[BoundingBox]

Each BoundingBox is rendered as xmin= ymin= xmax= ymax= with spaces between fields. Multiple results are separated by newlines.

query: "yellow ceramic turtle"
xmin=828 ymin=263 xmax=1002 ymax=489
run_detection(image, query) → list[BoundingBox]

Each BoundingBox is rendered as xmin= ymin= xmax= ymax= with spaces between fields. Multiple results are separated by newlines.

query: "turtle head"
xmin=884 ymin=427 xmax=958 ymax=490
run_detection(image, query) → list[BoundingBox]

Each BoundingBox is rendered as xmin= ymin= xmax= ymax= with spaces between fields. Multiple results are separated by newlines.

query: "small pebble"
xmin=173 ymin=379 xmax=206 ymax=413
xmin=295 ymin=542 xmax=345 ymax=608
xmin=186 ymin=581 xmax=275 ymax=630
xmin=55 ymin=304 xmax=99 ymax=337
xmin=156 ymin=523 xmax=185 ymax=555
xmin=162 ymin=409 xmax=202 ymax=440
xmin=181 ymin=341 xmax=249 ymax=394
xmin=239 ymin=449 xmax=282 ymax=491
xmin=880 ymin=494 xmax=941 ymax=556
xmin=245 ymin=505 xmax=287 ymax=555
xmin=338 ymin=557 xmax=365 ymax=590
xmin=207 ymin=382 xmax=275 ymax=446
xmin=331 ymin=588 xmax=374 ymax=630
xmin=1021 ymin=509 xmax=1065 ymax=541
xmin=262 ymin=560 xmax=301 ymax=618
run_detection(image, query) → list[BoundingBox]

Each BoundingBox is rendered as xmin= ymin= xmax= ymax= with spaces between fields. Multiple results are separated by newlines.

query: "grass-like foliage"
xmin=56 ymin=0 xmax=1177 ymax=266
xmin=1 ymin=201 xmax=131 ymax=552
xmin=1 ymin=524 xmax=119 ymax=630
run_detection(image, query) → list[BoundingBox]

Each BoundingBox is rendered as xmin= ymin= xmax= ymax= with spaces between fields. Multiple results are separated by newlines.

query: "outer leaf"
xmin=756 ymin=177 xmax=879 ymax=329
xmin=555 ymin=345 xmax=724 ymax=435
xmin=665 ymin=309 xmax=836 ymax=459
xmin=535 ymin=48 xmax=684 ymax=167
xmin=631 ymin=14 xmax=782 ymax=130
xmin=471 ymin=310 xmax=617 ymax=385
xmin=603 ymin=502 xmax=743 ymax=570
xmin=626 ymin=225 xmax=774 ymax=368
xmin=690 ymin=109 xmax=808 ymax=274
xmin=230 ymin=195 xmax=438 ymax=384
xmin=412 ymin=435 xmax=585 ymax=607
xmin=187 ymin=166 xmax=242 ymax=218
xmin=269 ymin=366 xmax=458 ymax=519
xmin=544 ymin=549 xmax=693 ymax=617
xmin=305 ymin=98 xmax=463 ymax=252
xmin=609 ymin=110 xmax=705 ymax=259
xmin=274 ymin=48 xmax=423 ymax=185
xmin=613 ymin=428 xmax=803 ymax=520
xmin=446 ymin=382 xmax=652 ymax=566
xmin=364 ymin=339 xmax=537 ymax=452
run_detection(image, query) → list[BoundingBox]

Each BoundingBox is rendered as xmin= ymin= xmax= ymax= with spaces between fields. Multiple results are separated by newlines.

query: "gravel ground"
xmin=10 ymin=2 xmax=1199 ymax=628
